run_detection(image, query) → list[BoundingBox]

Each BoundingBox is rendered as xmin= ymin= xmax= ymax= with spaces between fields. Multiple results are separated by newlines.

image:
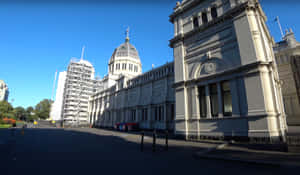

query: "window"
xmin=193 ymin=16 xmax=199 ymax=28
xmin=142 ymin=108 xmax=148 ymax=121
xmin=211 ymin=7 xmax=218 ymax=19
xmin=158 ymin=106 xmax=164 ymax=121
xmin=202 ymin=12 xmax=208 ymax=24
xmin=154 ymin=107 xmax=158 ymax=121
xmin=222 ymin=81 xmax=232 ymax=116
xmin=134 ymin=65 xmax=138 ymax=72
xmin=129 ymin=64 xmax=133 ymax=71
xmin=131 ymin=109 xmax=136 ymax=121
xmin=122 ymin=63 xmax=126 ymax=70
xmin=116 ymin=63 xmax=120 ymax=70
xmin=210 ymin=84 xmax=219 ymax=117
xmin=198 ymin=86 xmax=207 ymax=118
xmin=171 ymin=104 xmax=175 ymax=120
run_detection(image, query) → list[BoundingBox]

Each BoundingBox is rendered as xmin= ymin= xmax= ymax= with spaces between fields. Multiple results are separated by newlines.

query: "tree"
xmin=26 ymin=106 xmax=34 ymax=114
xmin=0 ymin=101 xmax=14 ymax=119
xmin=34 ymin=99 xmax=52 ymax=120
xmin=13 ymin=106 xmax=26 ymax=120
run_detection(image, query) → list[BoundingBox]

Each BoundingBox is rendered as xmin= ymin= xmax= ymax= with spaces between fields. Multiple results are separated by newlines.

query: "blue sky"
xmin=0 ymin=0 xmax=299 ymax=108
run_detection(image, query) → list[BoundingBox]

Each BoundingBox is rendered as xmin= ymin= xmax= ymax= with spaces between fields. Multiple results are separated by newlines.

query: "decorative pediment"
xmin=190 ymin=57 xmax=228 ymax=79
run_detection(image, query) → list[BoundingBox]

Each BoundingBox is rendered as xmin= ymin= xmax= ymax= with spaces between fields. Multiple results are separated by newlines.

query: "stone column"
xmin=178 ymin=17 xmax=183 ymax=35
xmin=207 ymin=8 xmax=212 ymax=22
xmin=195 ymin=86 xmax=201 ymax=139
xmin=174 ymin=19 xmax=178 ymax=36
xmin=198 ymin=13 xmax=202 ymax=26
xmin=205 ymin=85 xmax=212 ymax=118
xmin=247 ymin=10 xmax=266 ymax=62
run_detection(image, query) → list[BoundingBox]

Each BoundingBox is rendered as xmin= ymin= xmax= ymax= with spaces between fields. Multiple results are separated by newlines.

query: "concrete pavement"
xmin=0 ymin=127 xmax=299 ymax=175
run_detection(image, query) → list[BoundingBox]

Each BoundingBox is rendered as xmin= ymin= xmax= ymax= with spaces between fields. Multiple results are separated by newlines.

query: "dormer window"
xmin=193 ymin=16 xmax=199 ymax=28
xmin=202 ymin=12 xmax=208 ymax=24
xmin=211 ymin=7 xmax=218 ymax=19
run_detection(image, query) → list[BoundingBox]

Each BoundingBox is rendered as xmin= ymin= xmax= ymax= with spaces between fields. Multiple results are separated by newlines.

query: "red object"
xmin=2 ymin=118 xmax=16 ymax=124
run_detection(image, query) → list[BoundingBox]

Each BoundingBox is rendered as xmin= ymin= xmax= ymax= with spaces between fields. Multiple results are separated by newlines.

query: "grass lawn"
xmin=0 ymin=124 xmax=12 ymax=128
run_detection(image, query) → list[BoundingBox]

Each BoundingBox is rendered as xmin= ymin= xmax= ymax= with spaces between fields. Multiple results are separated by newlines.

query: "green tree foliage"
xmin=25 ymin=106 xmax=37 ymax=122
xmin=0 ymin=101 xmax=14 ymax=119
xmin=26 ymin=106 xmax=34 ymax=114
xmin=34 ymin=99 xmax=52 ymax=120
xmin=13 ymin=106 xmax=27 ymax=120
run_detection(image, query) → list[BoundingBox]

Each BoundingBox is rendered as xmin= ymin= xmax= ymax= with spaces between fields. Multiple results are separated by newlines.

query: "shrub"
xmin=2 ymin=118 xmax=16 ymax=124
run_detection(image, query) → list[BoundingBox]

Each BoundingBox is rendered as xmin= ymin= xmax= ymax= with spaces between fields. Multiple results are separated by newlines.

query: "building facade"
xmin=274 ymin=29 xmax=300 ymax=125
xmin=61 ymin=58 xmax=99 ymax=126
xmin=0 ymin=80 xmax=9 ymax=102
xmin=50 ymin=71 xmax=67 ymax=121
xmin=88 ymin=36 xmax=175 ymax=130
xmin=169 ymin=0 xmax=287 ymax=141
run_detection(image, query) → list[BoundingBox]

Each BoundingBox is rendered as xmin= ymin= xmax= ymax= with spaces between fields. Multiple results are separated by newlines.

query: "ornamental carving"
xmin=192 ymin=57 xmax=228 ymax=79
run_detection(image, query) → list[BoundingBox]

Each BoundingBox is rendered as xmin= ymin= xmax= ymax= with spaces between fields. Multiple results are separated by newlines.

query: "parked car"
xmin=115 ymin=122 xmax=139 ymax=131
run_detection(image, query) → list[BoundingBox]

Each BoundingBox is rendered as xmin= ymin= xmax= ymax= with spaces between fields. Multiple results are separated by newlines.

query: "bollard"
xmin=141 ymin=131 xmax=144 ymax=152
xmin=165 ymin=130 xmax=168 ymax=151
xmin=152 ymin=129 xmax=156 ymax=152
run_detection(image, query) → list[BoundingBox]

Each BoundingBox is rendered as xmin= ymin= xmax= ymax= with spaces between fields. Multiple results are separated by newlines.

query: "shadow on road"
xmin=0 ymin=128 xmax=294 ymax=175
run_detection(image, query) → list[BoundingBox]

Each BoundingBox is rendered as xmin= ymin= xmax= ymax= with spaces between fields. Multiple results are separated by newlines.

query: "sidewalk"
xmin=65 ymin=127 xmax=300 ymax=168
xmin=194 ymin=143 xmax=300 ymax=168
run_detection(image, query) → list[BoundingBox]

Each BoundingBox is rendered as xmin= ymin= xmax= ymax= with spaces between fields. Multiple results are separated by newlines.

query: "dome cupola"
xmin=108 ymin=28 xmax=142 ymax=78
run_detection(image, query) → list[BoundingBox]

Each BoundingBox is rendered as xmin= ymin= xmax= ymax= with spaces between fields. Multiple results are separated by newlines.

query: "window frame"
xmin=193 ymin=16 xmax=199 ymax=28
xmin=198 ymin=86 xmax=207 ymax=118
xmin=211 ymin=6 xmax=218 ymax=19
xmin=209 ymin=84 xmax=219 ymax=118
xmin=202 ymin=12 xmax=208 ymax=24
xmin=221 ymin=81 xmax=232 ymax=117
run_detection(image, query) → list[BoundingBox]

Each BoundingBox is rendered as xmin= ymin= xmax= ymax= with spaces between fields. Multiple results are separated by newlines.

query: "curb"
xmin=193 ymin=152 xmax=300 ymax=168
xmin=195 ymin=142 xmax=229 ymax=155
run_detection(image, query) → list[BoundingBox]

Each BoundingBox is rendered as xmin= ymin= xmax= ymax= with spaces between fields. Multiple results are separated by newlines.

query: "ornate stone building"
xmin=274 ymin=29 xmax=300 ymax=125
xmin=169 ymin=0 xmax=287 ymax=141
xmin=0 ymin=80 xmax=9 ymax=102
xmin=88 ymin=35 xmax=175 ymax=130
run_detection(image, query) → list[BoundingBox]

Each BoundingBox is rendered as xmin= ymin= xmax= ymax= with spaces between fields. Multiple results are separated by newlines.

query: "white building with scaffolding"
xmin=61 ymin=48 xmax=102 ymax=126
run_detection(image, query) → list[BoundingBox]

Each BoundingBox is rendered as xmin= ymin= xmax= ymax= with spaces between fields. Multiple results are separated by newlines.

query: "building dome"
xmin=108 ymin=31 xmax=142 ymax=78
xmin=109 ymin=39 xmax=140 ymax=63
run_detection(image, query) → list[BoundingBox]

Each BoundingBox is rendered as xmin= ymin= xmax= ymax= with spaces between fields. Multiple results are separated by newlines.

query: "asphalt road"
xmin=0 ymin=127 xmax=298 ymax=175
